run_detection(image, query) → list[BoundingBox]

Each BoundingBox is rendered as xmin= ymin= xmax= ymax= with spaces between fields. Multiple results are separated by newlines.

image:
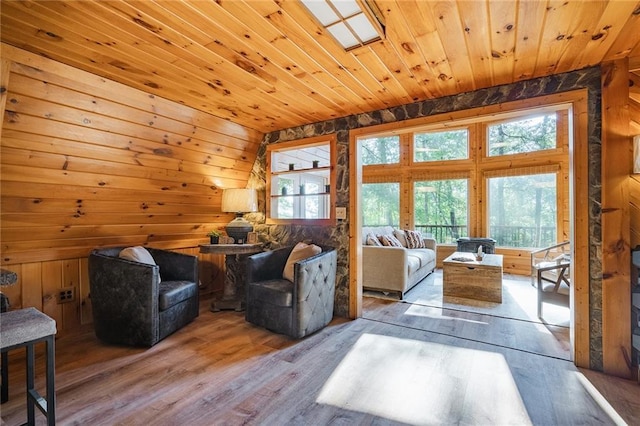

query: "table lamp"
xmin=221 ymin=188 xmax=258 ymax=244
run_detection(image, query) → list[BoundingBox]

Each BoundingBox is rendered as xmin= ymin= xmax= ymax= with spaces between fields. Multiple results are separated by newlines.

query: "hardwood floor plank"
xmin=1 ymin=297 xmax=638 ymax=425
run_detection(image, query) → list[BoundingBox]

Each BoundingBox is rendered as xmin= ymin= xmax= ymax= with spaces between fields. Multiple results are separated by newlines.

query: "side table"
xmin=199 ymin=243 xmax=263 ymax=312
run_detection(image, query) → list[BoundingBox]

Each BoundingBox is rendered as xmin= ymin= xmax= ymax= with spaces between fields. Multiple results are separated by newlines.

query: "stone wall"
xmin=250 ymin=67 xmax=603 ymax=368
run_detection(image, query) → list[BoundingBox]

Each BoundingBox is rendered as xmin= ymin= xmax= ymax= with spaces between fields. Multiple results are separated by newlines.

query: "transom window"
xmin=413 ymin=129 xmax=468 ymax=162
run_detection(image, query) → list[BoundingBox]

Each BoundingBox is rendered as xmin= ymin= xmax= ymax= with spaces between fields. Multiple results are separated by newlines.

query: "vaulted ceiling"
xmin=1 ymin=0 xmax=640 ymax=133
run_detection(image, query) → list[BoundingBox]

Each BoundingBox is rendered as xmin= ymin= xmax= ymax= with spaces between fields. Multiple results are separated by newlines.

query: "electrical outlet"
xmin=58 ymin=286 xmax=75 ymax=304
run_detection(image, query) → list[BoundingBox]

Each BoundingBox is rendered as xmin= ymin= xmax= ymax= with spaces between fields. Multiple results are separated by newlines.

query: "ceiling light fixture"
xmin=301 ymin=0 xmax=385 ymax=51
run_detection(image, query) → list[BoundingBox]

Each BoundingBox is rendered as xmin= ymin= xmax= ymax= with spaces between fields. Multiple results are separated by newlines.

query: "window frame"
xmin=358 ymin=104 xmax=570 ymax=249
xmin=266 ymin=134 xmax=337 ymax=225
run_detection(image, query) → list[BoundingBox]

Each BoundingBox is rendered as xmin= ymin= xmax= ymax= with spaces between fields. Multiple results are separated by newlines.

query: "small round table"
xmin=199 ymin=244 xmax=263 ymax=312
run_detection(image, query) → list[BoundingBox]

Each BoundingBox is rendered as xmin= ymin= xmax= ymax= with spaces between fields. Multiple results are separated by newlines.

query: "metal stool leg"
xmin=46 ymin=335 xmax=55 ymax=426
xmin=26 ymin=343 xmax=35 ymax=425
xmin=1 ymin=351 xmax=8 ymax=403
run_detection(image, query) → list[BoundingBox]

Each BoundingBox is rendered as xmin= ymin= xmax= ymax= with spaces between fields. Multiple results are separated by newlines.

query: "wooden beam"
xmin=601 ymin=59 xmax=632 ymax=378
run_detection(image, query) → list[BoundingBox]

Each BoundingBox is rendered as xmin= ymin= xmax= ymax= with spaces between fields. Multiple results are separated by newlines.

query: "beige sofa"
xmin=362 ymin=226 xmax=437 ymax=299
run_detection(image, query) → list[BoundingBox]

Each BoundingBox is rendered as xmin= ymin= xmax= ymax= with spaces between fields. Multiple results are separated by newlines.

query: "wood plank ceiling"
xmin=1 ymin=0 xmax=640 ymax=133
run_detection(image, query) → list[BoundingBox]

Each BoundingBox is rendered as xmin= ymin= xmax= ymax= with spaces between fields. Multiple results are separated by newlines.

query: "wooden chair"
xmin=531 ymin=241 xmax=571 ymax=318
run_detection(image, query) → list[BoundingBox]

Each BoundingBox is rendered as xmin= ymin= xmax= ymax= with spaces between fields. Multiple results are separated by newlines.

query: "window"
xmin=487 ymin=173 xmax=557 ymax=248
xmin=487 ymin=113 xmax=557 ymax=157
xmin=360 ymin=135 xmax=400 ymax=165
xmin=414 ymin=179 xmax=468 ymax=244
xmin=362 ymin=182 xmax=399 ymax=227
xmin=356 ymin=101 xmax=569 ymax=250
xmin=267 ymin=135 xmax=336 ymax=224
xmin=414 ymin=129 xmax=468 ymax=162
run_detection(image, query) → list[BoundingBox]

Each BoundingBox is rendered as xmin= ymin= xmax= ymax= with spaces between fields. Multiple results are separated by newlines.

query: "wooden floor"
xmin=1 ymin=283 xmax=639 ymax=425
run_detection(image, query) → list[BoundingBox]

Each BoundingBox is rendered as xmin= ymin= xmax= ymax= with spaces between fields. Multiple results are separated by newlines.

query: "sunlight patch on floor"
xmin=317 ymin=333 xmax=532 ymax=425
xmin=403 ymin=303 xmax=489 ymax=325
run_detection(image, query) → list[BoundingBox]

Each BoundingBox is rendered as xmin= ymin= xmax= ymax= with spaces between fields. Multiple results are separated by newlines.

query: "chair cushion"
xmin=119 ymin=246 xmax=156 ymax=265
xmin=248 ymin=279 xmax=294 ymax=307
xmin=119 ymin=246 xmax=161 ymax=282
xmin=158 ymin=280 xmax=198 ymax=311
xmin=283 ymin=242 xmax=322 ymax=282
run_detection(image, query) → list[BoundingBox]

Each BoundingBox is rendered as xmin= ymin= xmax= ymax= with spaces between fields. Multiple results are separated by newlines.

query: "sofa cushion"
xmin=406 ymin=254 xmax=422 ymax=275
xmin=409 ymin=248 xmax=436 ymax=268
xmin=405 ymin=230 xmax=426 ymax=248
xmin=362 ymin=226 xmax=395 ymax=244
xmin=378 ymin=234 xmax=403 ymax=247
xmin=158 ymin=280 xmax=198 ymax=311
xmin=365 ymin=233 xmax=383 ymax=246
xmin=393 ymin=229 xmax=408 ymax=247
xmin=283 ymin=242 xmax=322 ymax=282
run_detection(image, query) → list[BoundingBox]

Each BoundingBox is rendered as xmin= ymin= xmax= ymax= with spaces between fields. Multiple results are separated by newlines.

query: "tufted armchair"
xmin=89 ymin=247 xmax=199 ymax=347
xmin=245 ymin=245 xmax=337 ymax=339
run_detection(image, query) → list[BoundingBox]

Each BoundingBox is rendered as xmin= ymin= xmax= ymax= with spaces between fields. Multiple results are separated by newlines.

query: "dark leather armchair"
xmin=89 ymin=247 xmax=199 ymax=347
xmin=245 ymin=246 xmax=337 ymax=339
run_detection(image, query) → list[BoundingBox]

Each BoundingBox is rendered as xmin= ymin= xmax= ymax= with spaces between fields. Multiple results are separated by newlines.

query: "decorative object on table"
xmin=221 ymin=188 xmax=258 ymax=244
xmin=247 ymin=231 xmax=258 ymax=244
xmin=219 ymin=235 xmax=234 ymax=244
xmin=476 ymin=245 xmax=485 ymax=261
xmin=207 ymin=230 xmax=221 ymax=244
xmin=288 ymin=163 xmax=295 ymax=171
xmin=312 ymin=160 xmax=319 ymax=168
xmin=245 ymin=243 xmax=337 ymax=338
xmin=88 ymin=246 xmax=199 ymax=346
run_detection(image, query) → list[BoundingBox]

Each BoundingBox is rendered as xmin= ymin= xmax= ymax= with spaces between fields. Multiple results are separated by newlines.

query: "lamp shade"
xmin=221 ymin=188 xmax=257 ymax=244
xmin=221 ymin=188 xmax=258 ymax=213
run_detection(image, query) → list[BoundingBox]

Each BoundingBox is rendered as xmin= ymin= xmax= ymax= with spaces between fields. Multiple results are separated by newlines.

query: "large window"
xmin=414 ymin=179 xmax=468 ymax=244
xmin=488 ymin=173 xmax=557 ymax=248
xmin=358 ymin=104 xmax=569 ymax=249
xmin=414 ymin=129 xmax=468 ymax=162
xmin=487 ymin=113 xmax=557 ymax=156
xmin=360 ymin=135 xmax=400 ymax=165
xmin=362 ymin=182 xmax=400 ymax=227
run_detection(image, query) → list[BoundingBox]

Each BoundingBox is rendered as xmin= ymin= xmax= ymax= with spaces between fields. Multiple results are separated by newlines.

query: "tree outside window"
xmin=414 ymin=179 xmax=468 ymax=243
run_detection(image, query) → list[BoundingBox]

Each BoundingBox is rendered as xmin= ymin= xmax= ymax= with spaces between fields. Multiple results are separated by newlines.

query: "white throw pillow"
xmin=283 ymin=242 xmax=322 ymax=282
xmin=119 ymin=246 xmax=160 ymax=281
xmin=393 ymin=229 xmax=408 ymax=247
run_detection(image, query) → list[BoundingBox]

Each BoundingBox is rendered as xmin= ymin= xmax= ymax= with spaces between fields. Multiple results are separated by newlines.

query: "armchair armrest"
xmin=422 ymin=237 xmax=437 ymax=251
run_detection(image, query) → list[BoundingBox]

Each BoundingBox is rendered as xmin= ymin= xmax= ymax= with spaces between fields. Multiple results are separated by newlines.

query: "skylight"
xmin=301 ymin=0 xmax=385 ymax=50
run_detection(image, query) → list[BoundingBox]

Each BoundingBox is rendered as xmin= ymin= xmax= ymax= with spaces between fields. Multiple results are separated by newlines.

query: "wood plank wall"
xmin=0 ymin=44 xmax=264 ymax=334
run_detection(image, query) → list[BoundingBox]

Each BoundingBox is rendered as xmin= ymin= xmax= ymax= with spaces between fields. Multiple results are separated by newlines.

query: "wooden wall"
xmin=0 ymin=45 xmax=263 ymax=334
xmin=631 ymin=58 xmax=640 ymax=250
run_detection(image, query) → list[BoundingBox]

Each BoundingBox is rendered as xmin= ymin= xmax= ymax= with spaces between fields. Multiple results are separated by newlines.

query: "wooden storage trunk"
xmin=443 ymin=253 xmax=503 ymax=303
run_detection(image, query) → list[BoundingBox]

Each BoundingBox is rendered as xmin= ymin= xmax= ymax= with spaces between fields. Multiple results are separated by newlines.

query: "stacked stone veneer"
xmin=249 ymin=67 xmax=603 ymax=370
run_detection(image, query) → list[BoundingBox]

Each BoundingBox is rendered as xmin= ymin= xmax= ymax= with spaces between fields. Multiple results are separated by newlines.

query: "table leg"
xmin=211 ymin=254 xmax=247 ymax=312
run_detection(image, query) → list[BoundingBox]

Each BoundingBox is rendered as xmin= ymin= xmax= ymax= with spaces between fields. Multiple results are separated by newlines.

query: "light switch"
xmin=336 ymin=206 xmax=347 ymax=220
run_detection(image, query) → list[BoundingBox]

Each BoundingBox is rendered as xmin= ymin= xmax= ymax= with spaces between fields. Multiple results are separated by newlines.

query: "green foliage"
xmin=361 ymin=136 xmax=400 ymax=165
xmin=414 ymin=129 xmax=468 ymax=162
xmin=488 ymin=113 xmax=556 ymax=156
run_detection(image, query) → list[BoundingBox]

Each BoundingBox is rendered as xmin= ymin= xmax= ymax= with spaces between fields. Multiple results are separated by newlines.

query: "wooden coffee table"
xmin=443 ymin=251 xmax=504 ymax=303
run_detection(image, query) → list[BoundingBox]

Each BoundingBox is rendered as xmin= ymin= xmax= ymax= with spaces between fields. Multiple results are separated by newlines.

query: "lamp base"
xmin=225 ymin=216 xmax=253 ymax=244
